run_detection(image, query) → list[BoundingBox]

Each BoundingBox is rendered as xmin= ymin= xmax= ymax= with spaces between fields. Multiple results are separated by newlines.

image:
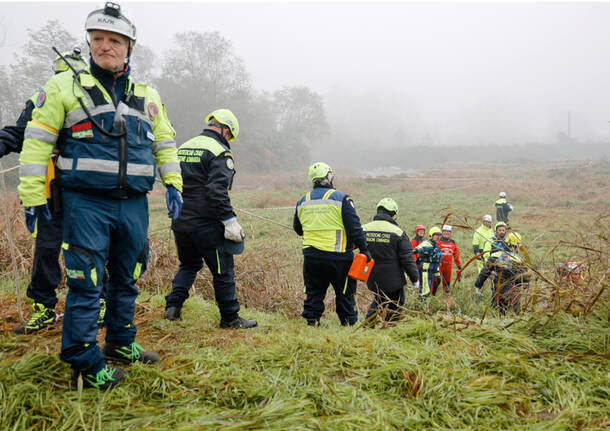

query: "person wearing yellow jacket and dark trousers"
xmin=18 ymin=2 xmax=182 ymax=390
xmin=293 ymin=162 xmax=370 ymax=327
xmin=362 ymin=198 xmax=419 ymax=326
xmin=495 ymin=192 xmax=513 ymax=223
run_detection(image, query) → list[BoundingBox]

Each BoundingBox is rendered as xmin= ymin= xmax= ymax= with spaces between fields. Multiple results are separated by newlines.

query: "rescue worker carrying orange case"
xmin=293 ymin=162 xmax=370 ymax=327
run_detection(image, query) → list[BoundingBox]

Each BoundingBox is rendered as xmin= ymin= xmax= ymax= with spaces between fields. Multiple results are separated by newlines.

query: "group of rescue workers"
xmin=0 ymin=2 xmax=529 ymax=390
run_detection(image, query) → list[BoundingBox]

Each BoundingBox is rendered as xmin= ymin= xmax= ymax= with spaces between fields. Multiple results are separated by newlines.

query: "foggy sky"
xmin=1 ymin=1 xmax=610 ymax=147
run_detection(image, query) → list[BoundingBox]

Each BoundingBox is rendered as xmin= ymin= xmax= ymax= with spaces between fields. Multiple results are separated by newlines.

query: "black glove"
xmin=0 ymin=143 xmax=7 ymax=158
xmin=457 ymin=265 xmax=462 ymax=271
xmin=361 ymin=248 xmax=373 ymax=262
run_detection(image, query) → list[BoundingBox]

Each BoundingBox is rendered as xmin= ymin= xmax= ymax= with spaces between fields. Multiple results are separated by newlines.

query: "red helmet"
xmin=414 ymin=225 xmax=425 ymax=233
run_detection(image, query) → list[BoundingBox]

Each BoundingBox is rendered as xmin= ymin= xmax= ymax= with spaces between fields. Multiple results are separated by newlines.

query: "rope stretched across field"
xmin=0 ymin=164 xmax=19 ymax=175
xmin=147 ymin=206 xmax=294 ymax=237
xmin=234 ymin=206 xmax=294 ymax=230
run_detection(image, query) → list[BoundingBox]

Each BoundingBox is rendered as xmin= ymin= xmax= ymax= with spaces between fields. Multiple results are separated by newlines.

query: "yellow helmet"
xmin=494 ymin=221 xmax=507 ymax=231
xmin=205 ymin=109 xmax=239 ymax=141
xmin=428 ymin=226 xmax=442 ymax=238
xmin=506 ymin=232 xmax=522 ymax=246
xmin=307 ymin=162 xmax=332 ymax=184
xmin=376 ymin=197 xmax=399 ymax=216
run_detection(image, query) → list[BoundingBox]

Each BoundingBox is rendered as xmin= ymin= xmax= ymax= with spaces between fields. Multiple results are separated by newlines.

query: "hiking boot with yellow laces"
xmin=13 ymin=303 xmax=56 ymax=334
xmin=102 ymin=342 xmax=160 ymax=365
xmin=72 ymin=364 xmax=126 ymax=389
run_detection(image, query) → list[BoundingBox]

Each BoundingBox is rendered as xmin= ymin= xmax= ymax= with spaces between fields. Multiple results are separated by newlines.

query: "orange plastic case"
xmin=348 ymin=253 xmax=375 ymax=282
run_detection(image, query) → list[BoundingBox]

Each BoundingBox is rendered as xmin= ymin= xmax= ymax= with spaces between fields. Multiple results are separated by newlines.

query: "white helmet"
xmin=499 ymin=192 xmax=506 ymax=198
xmin=442 ymin=224 xmax=452 ymax=232
xmin=85 ymin=2 xmax=136 ymax=42
xmin=483 ymin=214 xmax=492 ymax=222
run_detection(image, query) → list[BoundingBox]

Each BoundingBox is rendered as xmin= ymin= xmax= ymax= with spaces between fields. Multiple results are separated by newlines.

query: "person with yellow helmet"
xmin=293 ymin=162 xmax=370 ymax=326
xmin=414 ymin=227 xmax=443 ymax=297
xmin=361 ymin=198 xmax=419 ymax=326
xmin=474 ymin=231 xmax=528 ymax=314
xmin=1 ymin=47 xmax=111 ymax=335
xmin=18 ymin=2 xmax=182 ymax=389
xmin=165 ymin=108 xmax=257 ymax=330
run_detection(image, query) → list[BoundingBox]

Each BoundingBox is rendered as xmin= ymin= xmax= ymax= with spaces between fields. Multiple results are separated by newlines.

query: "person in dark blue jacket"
xmin=362 ymin=198 xmax=419 ymax=326
xmin=293 ymin=162 xmax=370 ymax=326
xmin=165 ymin=109 xmax=257 ymax=329
xmin=1 ymin=48 xmax=110 ymax=335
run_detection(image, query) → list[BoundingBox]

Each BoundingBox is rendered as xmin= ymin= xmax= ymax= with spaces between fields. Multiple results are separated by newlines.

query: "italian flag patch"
xmin=72 ymin=122 xmax=94 ymax=139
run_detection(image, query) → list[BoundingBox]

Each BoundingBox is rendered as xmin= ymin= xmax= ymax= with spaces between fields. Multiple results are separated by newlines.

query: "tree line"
xmin=0 ymin=20 xmax=328 ymax=173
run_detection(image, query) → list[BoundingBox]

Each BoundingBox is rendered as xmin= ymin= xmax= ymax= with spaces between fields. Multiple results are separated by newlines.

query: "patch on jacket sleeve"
xmin=148 ymin=102 xmax=159 ymax=120
xmin=72 ymin=121 xmax=94 ymax=139
xmin=35 ymin=91 xmax=46 ymax=107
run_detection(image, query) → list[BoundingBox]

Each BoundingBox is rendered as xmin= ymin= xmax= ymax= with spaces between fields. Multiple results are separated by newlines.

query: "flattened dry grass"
xmin=0 ymin=296 xmax=608 ymax=430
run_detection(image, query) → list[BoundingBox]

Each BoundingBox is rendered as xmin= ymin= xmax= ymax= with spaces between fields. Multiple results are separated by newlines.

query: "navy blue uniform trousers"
xmin=302 ymin=256 xmax=358 ymax=325
xmin=59 ymin=191 xmax=148 ymax=373
xmin=166 ymin=227 xmax=240 ymax=321
xmin=27 ymin=212 xmax=62 ymax=308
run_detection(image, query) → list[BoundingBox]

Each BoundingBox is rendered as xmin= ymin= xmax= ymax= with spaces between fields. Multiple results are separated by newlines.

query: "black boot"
xmin=164 ymin=306 xmax=182 ymax=321
xmin=220 ymin=316 xmax=258 ymax=329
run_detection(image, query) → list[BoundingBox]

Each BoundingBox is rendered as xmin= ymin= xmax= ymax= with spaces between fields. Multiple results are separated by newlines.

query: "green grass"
xmin=1 ymin=294 xmax=608 ymax=430
xmin=1 ymin=162 xmax=609 ymax=429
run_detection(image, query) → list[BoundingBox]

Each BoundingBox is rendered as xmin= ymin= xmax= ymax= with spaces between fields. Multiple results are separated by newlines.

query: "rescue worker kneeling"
xmin=293 ymin=162 xmax=370 ymax=326
xmin=414 ymin=227 xmax=443 ymax=298
xmin=474 ymin=232 xmax=528 ymax=315
xmin=362 ymin=198 xmax=419 ymax=326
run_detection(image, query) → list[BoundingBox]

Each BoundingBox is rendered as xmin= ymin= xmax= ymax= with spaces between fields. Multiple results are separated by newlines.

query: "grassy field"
xmin=0 ymin=160 xmax=608 ymax=430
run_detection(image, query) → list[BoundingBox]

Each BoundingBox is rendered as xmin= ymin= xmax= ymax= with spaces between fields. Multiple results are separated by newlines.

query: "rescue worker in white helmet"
xmin=472 ymin=214 xmax=494 ymax=274
xmin=474 ymin=231 xmax=528 ymax=315
xmin=293 ymin=162 xmax=370 ymax=326
xmin=495 ymin=192 xmax=513 ymax=224
xmin=165 ymin=109 xmax=257 ymax=330
xmin=362 ymin=198 xmax=419 ymax=326
xmin=414 ymin=227 xmax=443 ymax=298
xmin=18 ymin=2 xmax=183 ymax=389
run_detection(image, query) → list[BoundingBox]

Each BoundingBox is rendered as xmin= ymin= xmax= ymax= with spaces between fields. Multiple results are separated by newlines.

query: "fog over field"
xmin=1 ymin=1 xmax=609 ymax=170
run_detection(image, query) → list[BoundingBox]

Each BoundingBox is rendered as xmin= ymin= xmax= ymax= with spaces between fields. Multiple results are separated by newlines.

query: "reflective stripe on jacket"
xmin=18 ymin=66 xmax=181 ymax=206
xmin=297 ymin=188 xmax=347 ymax=252
xmin=415 ymin=239 xmax=442 ymax=272
xmin=495 ymin=198 xmax=512 ymax=222
xmin=363 ymin=213 xmax=419 ymax=292
xmin=172 ymin=130 xmax=236 ymax=232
